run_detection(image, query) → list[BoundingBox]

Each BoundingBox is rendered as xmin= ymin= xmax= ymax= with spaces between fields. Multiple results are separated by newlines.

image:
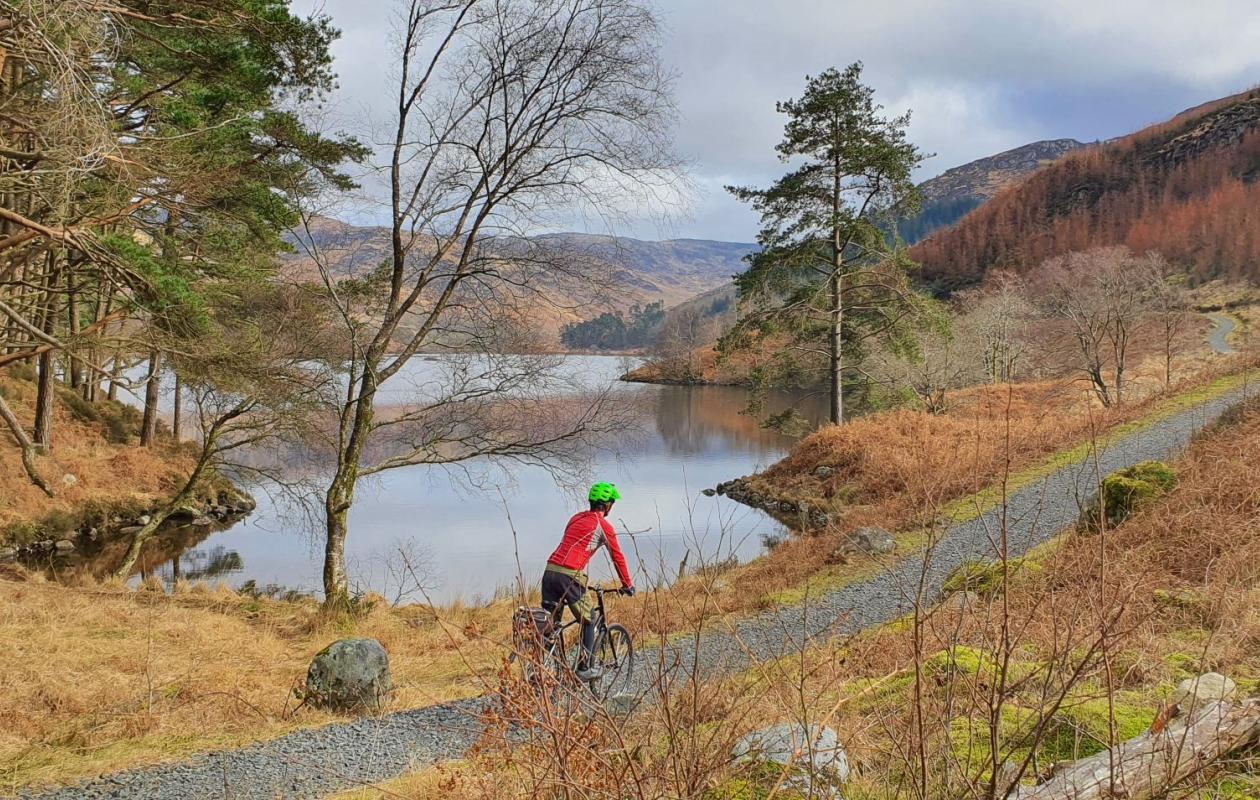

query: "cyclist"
xmin=541 ymin=481 xmax=635 ymax=680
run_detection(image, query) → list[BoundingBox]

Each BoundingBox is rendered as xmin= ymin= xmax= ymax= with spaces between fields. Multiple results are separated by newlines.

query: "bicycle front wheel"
xmin=592 ymin=623 xmax=634 ymax=701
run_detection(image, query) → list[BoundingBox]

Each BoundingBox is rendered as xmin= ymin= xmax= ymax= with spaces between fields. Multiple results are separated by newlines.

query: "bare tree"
xmin=1141 ymin=255 xmax=1191 ymax=387
xmin=1037 ymin=247 xmax=1151 ymax=407
xmin=292 ymin=0 xmax=679 ymax=606
xmin=958 ymin=272 xmax=1035 ymax=385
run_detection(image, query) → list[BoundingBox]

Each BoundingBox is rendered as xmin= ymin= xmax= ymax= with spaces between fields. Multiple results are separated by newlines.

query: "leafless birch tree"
xmin=293 ymin=0 xmax=680 ymax=605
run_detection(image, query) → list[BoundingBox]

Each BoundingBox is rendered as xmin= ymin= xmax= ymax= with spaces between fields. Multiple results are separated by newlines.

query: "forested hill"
xmin=898 ymin=138 xmax=1084 ymax=243
xmin=911 ymin=88 xmax=1260 ymax=290
xmin=283 ymin=217 xmax=753 ymax=311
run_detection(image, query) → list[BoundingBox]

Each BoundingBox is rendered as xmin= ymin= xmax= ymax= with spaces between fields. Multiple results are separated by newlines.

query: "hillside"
xmin=282 ymin=218 xmax=753 ymax=342
xmin=899 ymin=138 xmax=1084 ymax=243
xmin=913 ymin=88 xmax=1260 ymax=290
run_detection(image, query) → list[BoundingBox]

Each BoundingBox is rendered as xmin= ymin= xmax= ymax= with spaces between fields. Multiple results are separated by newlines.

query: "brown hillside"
xmin=913 ymin=88 xmax=1260 ymax=290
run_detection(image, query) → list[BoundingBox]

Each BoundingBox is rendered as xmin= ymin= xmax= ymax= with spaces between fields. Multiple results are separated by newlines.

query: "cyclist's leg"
xmin=561 ymin=579 xmax=596 ymax=671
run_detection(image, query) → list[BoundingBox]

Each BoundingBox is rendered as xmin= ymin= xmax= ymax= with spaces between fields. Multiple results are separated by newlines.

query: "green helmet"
xmin=588 ymin=482 xmax=621 ymax=504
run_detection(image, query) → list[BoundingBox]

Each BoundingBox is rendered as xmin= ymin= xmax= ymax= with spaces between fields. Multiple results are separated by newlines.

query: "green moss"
xmin=1097 ymin=461 xmax=1177 ymax=527
xmin=925 ymin=645 xmax=993 ymax=676
xmin=1163 ymin=651 xmax=1202 ymax=681
xmin=1153 ymin=588 xmax=1202 ymax=610
xmin=943 ymin=558 xmax=1042 ymax=598
xmin=704 ymin=761 xmax=808 ymax=800
xmin=949 ymin=692 xmax=1154 ymax=775
xmin=1039 ymin=693 xmax=1155 ymax=762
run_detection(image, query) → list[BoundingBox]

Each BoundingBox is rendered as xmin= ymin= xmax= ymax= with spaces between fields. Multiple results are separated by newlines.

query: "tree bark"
xmin=33 ymin=346 xmax=54 ymax=449
xmin=829 ymin=154 xmax=844 ymax=426
xmin=0 ymin=391 xmax=54 ymax=496
xmin=323 ymin=479 xmax=352 ymax=606
xmin=66 ymin=266 xmax=81 ymax=390
xmin=172 ymin=372 xmax=182 ymax=441
xmin=140 ymin=349 xmax=161 ymax=446
xmin=1014 ymin=699 xmax=1260 ymax=800
xmin=322 ymin=364 xmax=379 ymax=607
xmin=32 ymin=255 xmax=56 ymax=449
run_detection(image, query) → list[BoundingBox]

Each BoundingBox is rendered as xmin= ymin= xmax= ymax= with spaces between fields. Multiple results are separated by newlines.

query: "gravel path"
xmin=1207 ymin=312 xmax=1238 ymax=354
xmin=18 ymin=382 xmax=1255 ymax=800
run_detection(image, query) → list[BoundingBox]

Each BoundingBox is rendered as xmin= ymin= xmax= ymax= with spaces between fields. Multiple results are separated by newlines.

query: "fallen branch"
xmin=1015 ymin=698 xmax=1260 ymax=799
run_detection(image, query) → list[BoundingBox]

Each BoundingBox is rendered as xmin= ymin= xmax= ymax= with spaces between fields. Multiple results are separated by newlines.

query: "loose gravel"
xmin=1207 ymin=312 xmax=1238 ymax=355
xmin=19 ymin=382 xmax=1256 ymax=800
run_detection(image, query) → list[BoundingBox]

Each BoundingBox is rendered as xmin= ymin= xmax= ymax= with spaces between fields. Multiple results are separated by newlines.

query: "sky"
xmin=292 ymin=0 xmax=1260 ymax=243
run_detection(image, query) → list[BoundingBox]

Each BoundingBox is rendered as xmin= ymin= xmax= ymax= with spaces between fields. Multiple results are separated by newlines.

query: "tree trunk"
xmin=140 ymin=350 xmax=161 ymax=447
xmin=1015 ymin=699 xmax=1260 ymax=799
xmin=322 ymin=365 xmax=379 ymax=607
xmin=829 ymin=268 xmax=843 ymax=425
xmin=323 ymin=477 xmax=353 ymax=607
xmin=0 ymin=391 xmax=54 ymax=496
xmin=107 ymin=352 xmax=121 ymax=401
xmin=66 ymin=266 xmax=81 ymax=390
xmin=33 ymin=347 xmax=54 ymax=449
xmin=172 ymin=372 xmax=182 ymax=441
xmin=32 ymin=255 xmax=56 ymax=449
xmin=829 ymin=159 xmax=844 ymax=426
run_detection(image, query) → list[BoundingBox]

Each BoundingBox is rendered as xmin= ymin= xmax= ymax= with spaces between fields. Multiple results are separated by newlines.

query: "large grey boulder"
xmin=732 ymin=723 xmax=849 ymax=798
xmin=305 ymin=638 xmax=393 ymax=712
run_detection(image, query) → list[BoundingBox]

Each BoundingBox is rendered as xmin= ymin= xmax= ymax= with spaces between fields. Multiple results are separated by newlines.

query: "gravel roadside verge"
xmin=18 ymin=381 xmax=1255 ymax=800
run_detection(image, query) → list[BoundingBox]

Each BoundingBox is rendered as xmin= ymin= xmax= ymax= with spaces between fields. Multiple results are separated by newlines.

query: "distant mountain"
xmin=899 ymin=139 xmax=1085 ymax=244
xmin=912 ymin=88 xmax=1260 ymax=290
xmin=280 ymin=217 xmax=754 ymax=342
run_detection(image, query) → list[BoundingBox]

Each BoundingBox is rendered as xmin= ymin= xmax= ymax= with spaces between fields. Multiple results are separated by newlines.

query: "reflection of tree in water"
xmin=652 ymin=385 xmax=828 ymax=456
xmin=40 ymin=522 xmax=242 ymax=585
xmin=157 ymin=546 xmax=244 ymax=583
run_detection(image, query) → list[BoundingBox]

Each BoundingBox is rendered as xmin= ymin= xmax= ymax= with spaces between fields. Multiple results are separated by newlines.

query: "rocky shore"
xmin=0 ymin=485 xmax=256 ymax=563
xmin=709 ymin=476 xmax=831 ymax=530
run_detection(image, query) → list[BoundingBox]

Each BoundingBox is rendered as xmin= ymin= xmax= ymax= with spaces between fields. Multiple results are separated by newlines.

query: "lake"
xmin=94 ymin=356 xmax=825 ymax=604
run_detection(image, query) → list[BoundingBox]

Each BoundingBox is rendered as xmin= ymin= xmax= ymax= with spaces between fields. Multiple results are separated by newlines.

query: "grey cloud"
xmin=293 ymin=0 xmax=1260 ymax=241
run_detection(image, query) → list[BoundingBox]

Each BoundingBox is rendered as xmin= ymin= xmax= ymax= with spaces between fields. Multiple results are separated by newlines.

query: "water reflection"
xmin=72 ymin=357 xmax=827 ymax=603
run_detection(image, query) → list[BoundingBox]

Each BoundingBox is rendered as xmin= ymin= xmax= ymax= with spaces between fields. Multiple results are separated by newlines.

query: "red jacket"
xmin=547 ymin=510 xmax=633 ymax=588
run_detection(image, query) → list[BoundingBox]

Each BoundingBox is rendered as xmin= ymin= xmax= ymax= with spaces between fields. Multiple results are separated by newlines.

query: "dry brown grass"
xmin=366 ymin=396 xmax=1260 ymax=800
xmin=0 ymin=369 xmax=192 ymax=537
xmin=611 ymin=358 xmax=1252 ymax=638
xmin=0 ymin=575 xmax=517 ymax=790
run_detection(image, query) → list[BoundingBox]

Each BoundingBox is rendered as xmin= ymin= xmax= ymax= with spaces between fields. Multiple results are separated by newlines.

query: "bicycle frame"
xmin=546 ymin=586 xmax=612 ymax=664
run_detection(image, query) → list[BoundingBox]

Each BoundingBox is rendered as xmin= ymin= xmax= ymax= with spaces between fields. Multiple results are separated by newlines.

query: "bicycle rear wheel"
xmin=591 ymin=623 xmax=634 ymax=701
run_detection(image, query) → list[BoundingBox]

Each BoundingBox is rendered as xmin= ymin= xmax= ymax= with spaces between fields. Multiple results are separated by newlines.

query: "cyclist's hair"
xmin=590 ymin=499 xmax=613 ymax=512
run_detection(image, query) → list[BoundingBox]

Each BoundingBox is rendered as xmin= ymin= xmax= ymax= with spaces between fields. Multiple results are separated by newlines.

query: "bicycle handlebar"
xmin=592 ymin=585 xmax=634 ymax=596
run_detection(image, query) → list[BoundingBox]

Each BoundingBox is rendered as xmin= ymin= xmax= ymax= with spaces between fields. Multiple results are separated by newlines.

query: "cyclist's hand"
xmin=620 ymin=586 xmax=636 ymax=597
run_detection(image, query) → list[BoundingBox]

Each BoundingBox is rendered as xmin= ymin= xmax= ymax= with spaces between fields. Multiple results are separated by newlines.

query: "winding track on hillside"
xmin=19 ymin=380 xmax=1258 ymax=800
xmin=1207 ymin=312 xmax=1238 ymax=355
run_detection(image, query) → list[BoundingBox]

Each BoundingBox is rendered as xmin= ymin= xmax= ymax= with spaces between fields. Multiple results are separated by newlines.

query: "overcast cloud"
xmin=293 ymin=0 xmax=1260 ymax=242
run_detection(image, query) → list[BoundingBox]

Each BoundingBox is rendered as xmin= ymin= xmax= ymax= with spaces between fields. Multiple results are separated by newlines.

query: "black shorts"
xmin=541 ymin=568 xmax=593 ymax=623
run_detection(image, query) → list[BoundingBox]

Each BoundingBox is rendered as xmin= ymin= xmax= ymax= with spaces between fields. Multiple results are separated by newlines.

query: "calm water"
xmin=92 ymin=356 xmax=824 ymax=604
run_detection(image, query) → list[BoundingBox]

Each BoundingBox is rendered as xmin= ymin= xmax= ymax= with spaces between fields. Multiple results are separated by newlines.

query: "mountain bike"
xmin=510 ymin=585 xmax=635 ymax=704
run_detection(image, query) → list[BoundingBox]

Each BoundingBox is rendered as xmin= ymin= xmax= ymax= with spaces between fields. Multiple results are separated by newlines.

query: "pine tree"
xmin=726 ymin=63 xmax=927 ymax=424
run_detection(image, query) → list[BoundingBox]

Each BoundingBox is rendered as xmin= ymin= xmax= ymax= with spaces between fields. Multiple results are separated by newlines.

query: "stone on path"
xmin=732 ymin=722 xmax=849 ymax=798
xmin=305 ymin=638 xmax=394 ymax=713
